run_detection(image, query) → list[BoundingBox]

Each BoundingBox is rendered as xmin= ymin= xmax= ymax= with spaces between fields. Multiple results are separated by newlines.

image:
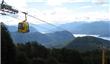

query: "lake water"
xmin=73 ymin=34 xmax=110 ymax=41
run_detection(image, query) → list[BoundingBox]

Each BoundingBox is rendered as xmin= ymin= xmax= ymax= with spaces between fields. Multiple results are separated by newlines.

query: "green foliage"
xmin=1 ymin=22 xmax=16 ymax=64
xmin=82 ymin=50 xmax=102 ymax=64
xmin=81 ymin=49 xmax=110 ymax=64
xmin=16 ymin=42 xmax=49 ymax=64
xmin=65 ymin=36 xmax=110 ymax=52
xmin=46 ymin=57 xmax=59 ymax=64
xmin=16 ymin=51 xmax=30 ymax=64
xmin=51 ymin=48 xmax=83 ymax=64
xmin=32 ymin=58 xmax=45 ymax=64
xmin=15 ymin=41 xmax=110 ymax=64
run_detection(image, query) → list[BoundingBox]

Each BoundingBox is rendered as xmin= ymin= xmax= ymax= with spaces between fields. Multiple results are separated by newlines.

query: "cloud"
xmin=80 ymin=11 xmax=109 ymax=21
xmin=92 ymin=0 xmax=108 ymax=4
xmin=46 ymin=0 xmax=109 ymax=6
xmin=46 ymin=0 xmax=86 ymax=6
xmin=27 ymin=0 xmax=46 ymax=2
xmin=0 ymin=14 xmax=20 ymax=25
xmin=0 ymin=0 xmax=109 ymax=25
xmin=26 ymin=6 xmax=109 ymax=24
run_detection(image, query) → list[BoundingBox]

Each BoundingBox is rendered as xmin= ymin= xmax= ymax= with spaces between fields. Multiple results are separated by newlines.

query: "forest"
xmin=1 ymin=22 xmax=110 ymax=64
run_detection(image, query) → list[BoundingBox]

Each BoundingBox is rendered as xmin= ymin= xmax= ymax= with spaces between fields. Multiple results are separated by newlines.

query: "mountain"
xmin=7 ymin=25 xmax=54 ymax=47
xmin=46 ymin=31 xmax=74 ymax=48
xmin=9 ymin=21 xmax=109 ymax=37
xmin=59 ymin=21 xmax=110 ymax=37
xmin=7 ymin=25 xmax=74 ymax=48
xmin=11 ymin=32 xmax=53 ymax=45
xmin=65 ymin=36 xmax=110 ymax=52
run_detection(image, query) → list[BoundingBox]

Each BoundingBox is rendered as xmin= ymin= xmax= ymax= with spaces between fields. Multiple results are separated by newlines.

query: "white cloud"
xmin=27 ymin=0 xmax=46 ymax=2
xmin=47 ymin=0 xmax=67 ymax=6
xmin=78 ymin=11 xmax=109 ymax=21
xmin=26 ymin=6 xmax=110 ymax=24
xmin=52 ymin=9 xmax=108 ymax=23
xmin=92 ymin=0 xmax=108 ymax=4
xmin=0 ymin=0 xmax=109 ymax=25
xmin=47 ymin=0 xmax=85 ymax=6
xmin=0 ymin=15 xmax=20 ymax=25
xmin=46 ymin=0 xmax=109 ymax=6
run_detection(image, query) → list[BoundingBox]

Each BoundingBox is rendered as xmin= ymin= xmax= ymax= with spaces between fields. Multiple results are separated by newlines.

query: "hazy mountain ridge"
xmin=30 ymin=21 xmax=110 ymax=37
xmin=65 ymin=36 xmax=110 ymax=52
xmin=7 ymin=21 xmax=110 ymax=37
xmin=59 ymin=21 xmax=110 ymax=37
xmin=46 ymin=31 xmax=74 ymax=47
xmin=7 ymin=25 xmax=74 ymax=47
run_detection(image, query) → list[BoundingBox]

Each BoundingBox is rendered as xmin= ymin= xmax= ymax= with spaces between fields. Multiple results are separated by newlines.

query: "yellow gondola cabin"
xmin=18 ymin=12 xmax=29 ymax=33
xmin=18 ymin=21 xmax=29 ymax=33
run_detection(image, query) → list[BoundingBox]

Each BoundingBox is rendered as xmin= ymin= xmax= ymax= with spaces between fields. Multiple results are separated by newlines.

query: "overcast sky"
xmin=0 ymin=0 xmax=110 ymax=25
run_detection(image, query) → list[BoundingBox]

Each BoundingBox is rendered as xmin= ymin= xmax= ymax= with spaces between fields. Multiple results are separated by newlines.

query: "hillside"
xmin=46 ymin=31 xmax=74 ymax=48
xmin=65 ymin=36 xmax=110 ymax=52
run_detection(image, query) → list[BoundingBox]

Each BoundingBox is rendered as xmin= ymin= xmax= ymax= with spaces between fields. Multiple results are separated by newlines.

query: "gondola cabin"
xmin=18 ymin=21 xmax=29 ymax=33
xmin=18 ymin=12 xmax=29 ymax=33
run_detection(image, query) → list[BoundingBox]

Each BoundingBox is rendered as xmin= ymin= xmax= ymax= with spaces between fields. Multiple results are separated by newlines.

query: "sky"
xmin=0 ymin=0 xmax=110 ymax=25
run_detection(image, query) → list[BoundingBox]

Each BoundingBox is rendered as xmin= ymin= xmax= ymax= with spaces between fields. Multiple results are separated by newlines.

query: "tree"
xmin=32 ymin=58 xmax=45 ymax=64
xmin=16 ymin=51 xmax=30 ymax=64
xmin=1 ymin=22 xmax=16 ymax=64
xmin=46 ymin=57 xmax=59 ymax=64
xmin=51 ymin=48 xmax=83 ymax=64
xmin=30 ymin=42 xmax=49 ymax=58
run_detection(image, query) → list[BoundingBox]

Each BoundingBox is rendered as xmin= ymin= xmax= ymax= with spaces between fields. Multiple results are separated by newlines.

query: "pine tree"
xmin=1 ymin=22 xmax=16 ymax=64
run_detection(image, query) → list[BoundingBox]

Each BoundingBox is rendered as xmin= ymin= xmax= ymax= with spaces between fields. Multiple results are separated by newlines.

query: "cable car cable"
xmin=19 ymin=10 xmax=68 ymax=32
xmin=1 ymin=5 xmax=69 ymax=32
xmin=27 ymin=14 xmax=68 ymax=32
xmin=3 ymin=14 xmax=55 ymax=32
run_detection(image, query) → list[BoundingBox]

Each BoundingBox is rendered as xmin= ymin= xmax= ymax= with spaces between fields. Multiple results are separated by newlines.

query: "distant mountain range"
xmin=65 ymin=36 xmax=110 ymax=52
xmin=7 ymin=25 xmax=74 ymax=47
xmin=59 ymin=21 xmax=110 ymax=37
xmin=29 ymin=21 xmax=110 ymax=37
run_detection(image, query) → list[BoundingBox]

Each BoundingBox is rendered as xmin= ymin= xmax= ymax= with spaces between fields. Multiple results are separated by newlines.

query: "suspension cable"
xmin=1 ymin=5 xmax=69 ymax=32
xmin=27 ymin=14 xmax=68 ymax=32
xmin=2 ymin=14 xmax=56 ymax=32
